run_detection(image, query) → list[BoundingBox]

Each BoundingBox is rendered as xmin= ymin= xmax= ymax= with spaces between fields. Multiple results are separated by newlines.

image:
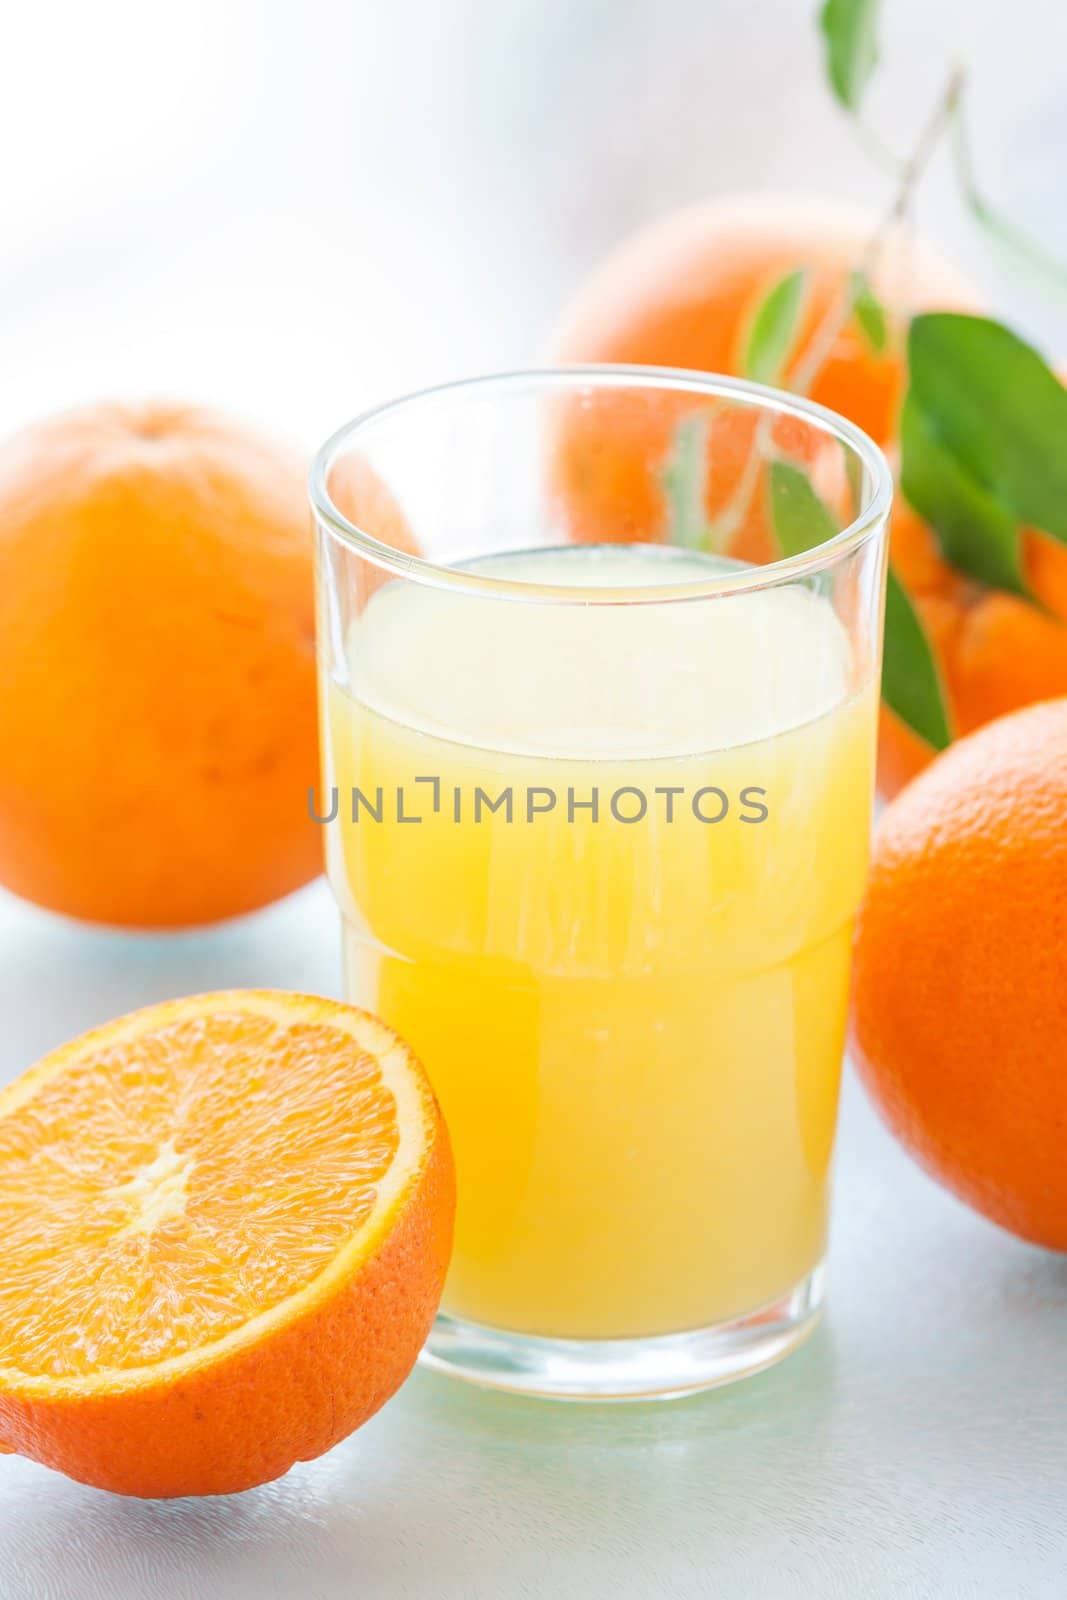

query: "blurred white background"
xmin=2 ymin=0 xmax=1065 ymax=455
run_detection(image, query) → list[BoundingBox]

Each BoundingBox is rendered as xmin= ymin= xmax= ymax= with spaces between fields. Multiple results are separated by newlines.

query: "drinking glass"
xmin=310 ymin=368 xmax=891 ymax=1399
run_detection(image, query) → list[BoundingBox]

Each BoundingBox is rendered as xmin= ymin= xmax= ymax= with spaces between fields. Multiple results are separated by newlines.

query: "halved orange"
xmin=0 ymin=991 xmax=454 ymax=1497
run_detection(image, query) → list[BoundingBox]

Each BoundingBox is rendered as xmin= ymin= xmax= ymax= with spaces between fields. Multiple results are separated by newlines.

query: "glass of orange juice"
xmin=310 ymin=369 xmax=891 ymax=1399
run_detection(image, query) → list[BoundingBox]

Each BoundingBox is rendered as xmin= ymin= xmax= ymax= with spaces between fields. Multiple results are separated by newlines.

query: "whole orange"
xmin=851 ymin=699 xmax=1067 ymax=1248
xmin=878 ymin=499 xmax=1067 ymax=798
xmin=548 ymin=192 xmax=977 ymax=552
xmin=0 ymin=402 xmax=320 ymax=927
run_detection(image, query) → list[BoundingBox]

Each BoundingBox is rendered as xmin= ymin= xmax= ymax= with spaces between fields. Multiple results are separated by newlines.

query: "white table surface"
xmin=0 ymin=880 xmax=1064 ymax=1599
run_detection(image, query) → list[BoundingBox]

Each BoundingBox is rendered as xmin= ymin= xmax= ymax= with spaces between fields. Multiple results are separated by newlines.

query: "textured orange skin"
xmin=548 ymin=191 xmax=977 ymax=558
xmin=0 ymin=996 xmax=455 ymax=1498
xmin=851 ymin=700 xmax=1067 ymax=1249
xmin=0 ymin=402 xmax=320 ymax=927
xmin=878 ymin=499 xmax=1067 ymax=798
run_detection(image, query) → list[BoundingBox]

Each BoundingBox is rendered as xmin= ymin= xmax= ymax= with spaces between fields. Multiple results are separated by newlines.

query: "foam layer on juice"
xmin=347 ymin=544 xmax=852 ymax=760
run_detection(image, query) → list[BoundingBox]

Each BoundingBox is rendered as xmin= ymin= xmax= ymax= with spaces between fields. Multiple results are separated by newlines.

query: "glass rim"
xmin=309 ymin=365 xmax=893 ymax=605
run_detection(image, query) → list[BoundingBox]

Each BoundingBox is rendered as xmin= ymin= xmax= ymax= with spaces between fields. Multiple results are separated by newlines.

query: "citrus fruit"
xmin=547 ymin=192 xmax=976 ymax=555
xmin=551 ymin=191 xmax=978 ymax=444
xmin=0 ymin=402 xmax=320 ymax=928
xmin=0 ymin=991 xmax=454 ymax=1496
xmin=851 ymin=700 xmax=1067 ymax=1247
xmin=878 ymin=498 xmax=1067 ymax=797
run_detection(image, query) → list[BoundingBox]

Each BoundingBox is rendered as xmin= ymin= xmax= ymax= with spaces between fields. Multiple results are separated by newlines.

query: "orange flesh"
xmin=0 ymin=1007 xmax=399 ymax=1380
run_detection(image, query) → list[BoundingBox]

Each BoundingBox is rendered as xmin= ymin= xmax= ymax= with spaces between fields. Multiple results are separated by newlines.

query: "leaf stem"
xmin=794 ymin=63 xmax=965 ymax=398
xmin=951 ymin=82 xmax=1067 ymax=307
xmin=852 ymin=119 xmax=907 ymax=179
xmin=706 ymin=64 xmax=965 ymax=550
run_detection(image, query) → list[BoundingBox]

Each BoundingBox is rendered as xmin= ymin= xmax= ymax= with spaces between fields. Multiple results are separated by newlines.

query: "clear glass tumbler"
xmin=310 ymin=368 xmax=891 ymax=1399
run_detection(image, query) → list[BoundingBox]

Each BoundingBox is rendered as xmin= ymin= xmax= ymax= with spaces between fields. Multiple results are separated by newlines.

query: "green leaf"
xmin=907 ymin=313 xmax=1067 ymax=546
xmin=849 ymin=269 xmax=888 ymax=354
xmin=769 ymin=460 xmax=838 ymax=556
xmin=660 ymin=413 xmax=711 ymax=550
xmin=952 ymin=97 xmax=1067 ymax=311
xmin=882 ymin=567 xmax=952 ymax=751
xmin=900 ymin=393 xmax=1027 ymax=596
xmin=743 ymin=269 xmax=809 ymax=387
xmin=768 ymin=461 xmax=952 ymax=748
xmin=819 ymin=0 xmax=880 ymax=112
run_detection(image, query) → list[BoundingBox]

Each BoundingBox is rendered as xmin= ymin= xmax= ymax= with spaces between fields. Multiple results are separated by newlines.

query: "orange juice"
xmin=322 ymin=545 xmax=876 ymax=1339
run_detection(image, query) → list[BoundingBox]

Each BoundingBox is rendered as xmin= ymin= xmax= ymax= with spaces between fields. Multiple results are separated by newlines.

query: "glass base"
xmin=419 ymin=1264 xmax=824 ymax=1401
